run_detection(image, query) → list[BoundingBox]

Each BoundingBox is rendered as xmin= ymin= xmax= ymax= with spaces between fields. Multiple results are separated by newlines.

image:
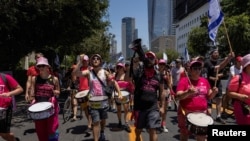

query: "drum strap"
xmin=92 ymin=70 xmax=107 ymax=88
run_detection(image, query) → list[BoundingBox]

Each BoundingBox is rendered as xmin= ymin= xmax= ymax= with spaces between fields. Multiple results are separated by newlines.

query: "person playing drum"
xmin=29 ymin=57 xmax=61 ymax=141
xmin=0 ymin=73 xmax=23 ymax=141
xmin=72 ymin=54 xmax=92 ymax=131
xmin=176 ymin=60 xmax=218 ymax=141
xmin=74 ymin=54 xmax=122 ymax=141
xmin=114 ymin=62 xmax=134 ymax=133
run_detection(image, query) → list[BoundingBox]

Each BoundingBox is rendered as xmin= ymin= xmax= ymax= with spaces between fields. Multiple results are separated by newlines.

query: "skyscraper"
xmin=148 ymin=0 xmax=175 ymax=50
xmin=121 ymin=17 xmax=136 ymax=59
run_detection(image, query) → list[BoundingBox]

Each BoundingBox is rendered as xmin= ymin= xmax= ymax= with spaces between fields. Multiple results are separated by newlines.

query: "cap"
xmin=36 ymin=57 xmax=50 ymax=67
xmin=241 ymin=54 xmax=250 ymax=68
xmin=158 ymin=59 xmax=166 ymax=64
xmin=235 ymin=56 xmax=242 ymax=62
xmin=189 ymin=61 xmax=202 ymax=68
xmin=83 ymin=54 xmax=89 ymax=61
xmin=145 ymin=51 xmax=156 ymax=59
xmin=116 ymin=63 xmax=125 ymax=68
xmin=91 ymin=54 xmax=102 ymax=60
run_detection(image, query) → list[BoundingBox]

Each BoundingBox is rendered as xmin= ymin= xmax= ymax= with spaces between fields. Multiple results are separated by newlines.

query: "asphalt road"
xmin=3 ymin=94 xmax=236 ymax=141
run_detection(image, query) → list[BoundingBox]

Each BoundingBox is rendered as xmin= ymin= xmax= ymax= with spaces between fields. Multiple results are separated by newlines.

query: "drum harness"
xmin=91 ymin=70 xmax=113 ymax=97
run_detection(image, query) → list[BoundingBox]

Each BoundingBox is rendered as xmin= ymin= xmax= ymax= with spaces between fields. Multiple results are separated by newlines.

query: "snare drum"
xmin=75 ymin=90 xmax=89 ymax=103
xmin=89 ymin=96 xmax=108 ymax=109
xmin=28 ymin=102 xmax=55 ymax=120
xmin=0 ymin=107 xmax=7 ymax=120
xmin=115 ymin=90 xmax=130 ymax=104
xmin=187 ymin=112 xmax=213 ymax=135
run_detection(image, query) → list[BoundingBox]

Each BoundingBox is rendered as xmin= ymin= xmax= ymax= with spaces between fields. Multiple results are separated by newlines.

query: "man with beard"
xmin=126 ymin=51 xmax=166 ymax=141
xmin=73 ymin=54 xmax=122 ymax=141
xmin=204 ymin=48 xmax=234 ymax=124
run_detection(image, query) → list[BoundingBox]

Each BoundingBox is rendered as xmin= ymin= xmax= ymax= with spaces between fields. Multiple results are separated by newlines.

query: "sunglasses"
xmin=37 ymin=65 xmax=46 ymax=68
xmin=92 ymin=57 xmax=100 ymax=61
xmin=192 ymin=67 xmax=202 ymax=71
xmin=116 ymin=66 xmax=122 ymax=69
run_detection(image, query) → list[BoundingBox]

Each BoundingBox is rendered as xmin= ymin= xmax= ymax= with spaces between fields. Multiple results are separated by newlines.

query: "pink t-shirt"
xmin=228 ymin=72 xmax=250 ymax=105
xmin=177 ymin=77 xmax=211 ymax=111
xmin=0 ymin=74 xmax=19 ymax=108
xmin=116 ymin=80 xmax=134 ymax=93
xmin=79 ymin=66 xmax=89 ymax=91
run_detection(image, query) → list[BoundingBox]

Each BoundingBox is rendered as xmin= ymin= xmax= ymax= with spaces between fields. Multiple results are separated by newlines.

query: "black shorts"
xmin=135 ymin=109 xmax=161 ymax=129
xmin=0 ymin=106 xmax=12 ymax=133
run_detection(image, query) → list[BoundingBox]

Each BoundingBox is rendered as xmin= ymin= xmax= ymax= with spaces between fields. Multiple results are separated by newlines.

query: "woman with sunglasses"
xmin=30 ymin=57 xmax=60 ymax=141
xmin=176 ymin=60 xmax=218 ymax=141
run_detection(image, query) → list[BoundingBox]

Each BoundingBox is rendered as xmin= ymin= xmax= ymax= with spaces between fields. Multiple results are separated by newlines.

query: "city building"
xmin=148 ymin=0 xmax=176 ymax=51
xmin=121 ymin=17 xmax=138 ymax=60
xmin=175 ymin=0 xmax=208 ymax=57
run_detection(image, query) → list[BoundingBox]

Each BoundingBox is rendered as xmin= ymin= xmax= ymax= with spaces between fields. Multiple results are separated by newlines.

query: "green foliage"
xmin=0 ymin=0 xmax=110 ymax=70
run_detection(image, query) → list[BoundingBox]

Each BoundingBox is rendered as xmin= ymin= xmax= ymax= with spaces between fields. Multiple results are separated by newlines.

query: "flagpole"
xmin=222 ymin=21 xmax=233 ymax=53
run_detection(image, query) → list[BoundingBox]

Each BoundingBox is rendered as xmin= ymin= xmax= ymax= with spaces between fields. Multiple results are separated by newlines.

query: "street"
xmin=4 ymin=94 xmax=236 ymax=141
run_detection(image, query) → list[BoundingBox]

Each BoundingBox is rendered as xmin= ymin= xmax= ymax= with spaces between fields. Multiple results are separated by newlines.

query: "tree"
xmin=0 ymin=0 xmax=110 ymax=70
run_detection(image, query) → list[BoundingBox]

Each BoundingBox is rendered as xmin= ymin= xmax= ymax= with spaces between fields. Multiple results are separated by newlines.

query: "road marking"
xmin=127 ymin=112 xmax=143 ymax=141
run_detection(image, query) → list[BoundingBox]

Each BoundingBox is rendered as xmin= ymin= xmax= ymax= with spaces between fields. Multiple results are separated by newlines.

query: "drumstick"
xmin=214 ymin=69 xmax=219 ymax=87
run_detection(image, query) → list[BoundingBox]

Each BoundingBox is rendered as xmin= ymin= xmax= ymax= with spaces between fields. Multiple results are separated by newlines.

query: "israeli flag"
xmin=208 ymin=0 xmax=224 ymax=42
xmin=118 ymin=54 xmax=124 ymax=62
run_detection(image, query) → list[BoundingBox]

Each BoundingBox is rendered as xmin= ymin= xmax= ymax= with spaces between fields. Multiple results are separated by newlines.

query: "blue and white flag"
xmin=163 ymin=52 xmax=168 ymax=62
xmin=117 ymin=54 xmax=124 ymax=63
xmin=208 ymin=0 xmax=224 ymax=42
xmin=184 ymin=47 xmax=190 ymax=62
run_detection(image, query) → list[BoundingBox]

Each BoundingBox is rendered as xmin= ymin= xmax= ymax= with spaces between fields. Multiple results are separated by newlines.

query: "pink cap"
xmin=158 ymin=59 xmax=166 ymax=64
xmin=36 ymin=57 xmax=50 ymax=67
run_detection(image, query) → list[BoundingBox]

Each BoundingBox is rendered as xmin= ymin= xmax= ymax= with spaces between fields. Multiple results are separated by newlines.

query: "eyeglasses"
xmin=37 ymin=65 xmax=46 ymax=68
xmin=92 ymin=57 xmax=100 ymax=61
xmin=192 ymin=67 xmax=202 ymax=71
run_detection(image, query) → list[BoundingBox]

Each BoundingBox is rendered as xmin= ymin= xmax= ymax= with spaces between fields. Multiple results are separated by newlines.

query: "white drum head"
xmin=75 ymin=90 xmax=89 ymax=98
xmin=187 ymin=112 xmax=213 ymax=127
xmin=0 ymin=107 xmax=6 ymax=110
xmin=28 ymin=102 xmax=53 ymax=112
xmin=90 ymin=96 xmax=108 ymax=101
xmin=115 ymin=90 xmax=129 ymax=96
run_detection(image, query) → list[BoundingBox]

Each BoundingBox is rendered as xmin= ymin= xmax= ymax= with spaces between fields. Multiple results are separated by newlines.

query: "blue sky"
xmin=108 ymin=0 xmax=149 ymax=53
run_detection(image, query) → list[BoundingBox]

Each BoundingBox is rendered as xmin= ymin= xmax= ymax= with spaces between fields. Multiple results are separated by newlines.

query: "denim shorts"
xmin=89 ymin=107 xmax=108 ymax=123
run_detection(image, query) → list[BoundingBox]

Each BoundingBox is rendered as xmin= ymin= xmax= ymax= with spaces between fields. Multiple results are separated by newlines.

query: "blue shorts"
xmin=89 ymin=107 xmax=108 ymax=123
xmin=135 ymin=109 xmax=161 ymax=129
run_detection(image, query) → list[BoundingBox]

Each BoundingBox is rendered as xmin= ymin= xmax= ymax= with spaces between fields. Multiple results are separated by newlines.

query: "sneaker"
xmin=221 ymin=112 xmax=228 ymax=119
xmin=215 ymin=117 xmax=226 ymax=124
xmin=99 ymin=133 xmax=105 ymax=141
xmin=85 ymin=128 xmax=92 ymax=133
xmin=118 ymin=122 xmax=123 ymax=128
xmin=163 ymin=126 xmax=168 ymax=133
xmin=124 ymin=124 xmax=131 ymax=133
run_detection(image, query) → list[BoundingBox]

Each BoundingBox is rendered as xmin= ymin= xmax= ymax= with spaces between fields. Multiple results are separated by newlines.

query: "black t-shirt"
xmin=204 ymin=59 xmax=223 ymax=87
xmin=133 ymin=68 xmax=163 ymax=111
